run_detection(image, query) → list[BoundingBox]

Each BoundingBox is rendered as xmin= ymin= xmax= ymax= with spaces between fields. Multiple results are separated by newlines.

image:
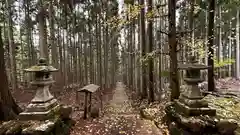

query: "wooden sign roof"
xmin=78 ymin=84 xmax=100 ymax=93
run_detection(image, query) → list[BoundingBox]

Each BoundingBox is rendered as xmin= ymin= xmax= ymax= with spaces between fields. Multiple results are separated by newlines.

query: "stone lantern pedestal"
xmin=19 ymin=58 xmax=60 ymax=120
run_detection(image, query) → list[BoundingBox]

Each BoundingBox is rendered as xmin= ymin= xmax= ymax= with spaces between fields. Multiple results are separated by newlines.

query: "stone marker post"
xmin=19 ymin=58 xmax=59 ymax=120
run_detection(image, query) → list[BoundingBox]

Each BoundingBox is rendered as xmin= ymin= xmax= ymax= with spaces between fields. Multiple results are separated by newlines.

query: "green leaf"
xmin=160 ymin=70 xmax=170 ymax=77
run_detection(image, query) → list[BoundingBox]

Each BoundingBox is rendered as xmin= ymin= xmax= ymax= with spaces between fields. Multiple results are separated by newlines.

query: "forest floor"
xmin=12 ymin=77 xmax=240 ymax=135
xmin=13 ymin=82 xmax=162 ymax=135
xmin=70 ymin=82 xmax=162 ymax=135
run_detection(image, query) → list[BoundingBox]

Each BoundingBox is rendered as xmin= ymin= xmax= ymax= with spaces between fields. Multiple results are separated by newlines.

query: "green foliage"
xmin=106 ymin=4 xmax=159 ymax=30
xmin=219 ymin=0 xmax=240 ymax=6
xmin=184 ymin=39 xmax=205 ymax=57
xmin=124 ymin=0 xmax=134 ymax=5
xmin=184 ymin=38 xmax=235 ymax=68
xmin=160 ymin=70 xmax=170 ymax=77
xmin=214 ymin=58 xmax=235 ymax=68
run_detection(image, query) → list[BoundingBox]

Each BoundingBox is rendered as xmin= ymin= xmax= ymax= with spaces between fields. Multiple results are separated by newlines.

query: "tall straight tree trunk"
xmin=49 ymin=1 xmax=58 ymax=80
xmin=84 ymin=31 xmax=88 ymax=85
xmin=207 ymin=0 xmax=215 ymax=91
xmin=25 ymin=0 xmax=34 ymax=83
xmin=20 ymin=29 xmax=24 ymax=82
xmin=96 ymin=14 xmax=100 ymax=85
xmin=104 ymin=17 xmax=109 ymax=88
xmin=136 ymin=0 xmax=141 ymax=96
xmin=38 ymin=1 xmax=48 ymax=60
xmin=63 ymin=7 xmax=69 ymax=85
xmin=99 ymin=16 xmax=102 ymax=88
xmin=189 ymin=0 xmax=195 ymax=56
xmin=140 ymin=0 xmax=147 ymax=99
xmin=111 ymin=1 xmax=119 ymax=88
xmin=58 ymin=28 xmax=64 ymax=86
xmin=158 ymin=0 xmax=164 ymax=97
xmin=228 ymin=20 xmax=232 ymax=76
xmin=6 ymin=0 xmax=17 ymax=90
xmin=127 ymin=4 xmax=133 ymax=88
xmin=72 ymin=13 xmax=77 ymax=84
xmin=148 ymin=0 xmax=154 ymax=102
xmin=78 ymin=33 xmax=83 ymax=86
xmin=110 ymin=3 xmax=118 ymax=88
xmin=178 ymin=13 xmax=184 ymax=85
xmin=236 ymin=9 xmax=240 ymax=79
xmin=62 ymin=30 xmax=66 ymax=85
xmin=205 ymin=10 xmax=208 ymax=81
xmin=96 ymin=12 xmax=103 ymax=111
xmin=88 ymin=21 xmax=94 ymax=83
xmin=111 ymin=39 xmax=116 ymax=88
xmin=132 ymin=6 xmax=136 ymax=91
xmin=168 ymin=0 xmax=180 ymax=100
xmin=0 ymin=27 xmax=22 ymax=120
xmin=218 ymin=6 xmax=222 ymax=78
xmin=67 ymin=22 xmax=71 ymax=85
xmin=49 ymin=2 xmax=57 ymax=66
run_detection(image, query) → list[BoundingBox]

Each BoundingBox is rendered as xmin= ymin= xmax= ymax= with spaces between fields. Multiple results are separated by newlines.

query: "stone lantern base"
xmin=0 ymin=105 xmax=74 ymax=135
xmin=174 ymin=94 xmax=216 ymax=116
xmin=19 ymin=98 xmax=59 ymax=121
xmin=165 ymin=103 xmax=238 ymax=135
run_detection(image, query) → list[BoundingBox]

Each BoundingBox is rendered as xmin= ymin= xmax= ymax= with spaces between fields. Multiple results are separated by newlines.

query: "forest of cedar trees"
xmin=0 ymin=0 xmax=240 ymax=134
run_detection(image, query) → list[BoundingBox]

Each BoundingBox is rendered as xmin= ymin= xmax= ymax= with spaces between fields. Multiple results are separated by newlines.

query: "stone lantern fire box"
xmin=19 ymin=58 xmax=70 ymax=121
xmin=165 ymin=56 xmax=238 ymax=135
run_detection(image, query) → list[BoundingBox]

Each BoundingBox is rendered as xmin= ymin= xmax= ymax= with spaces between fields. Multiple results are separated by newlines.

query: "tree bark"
xmin=88 ymin=19 xmax=94 ymax=84
xmin=0 ymin=27 xmax=22 ymax=121
xmin=104 ymin=9 xmax=109 ymax=89
xmin=236 ymin=9 xmax=240 ymax=79
xmin=38 ymin=1 xmax=48 ymax=60
xmin=168 ymin=0 xmax=180 ymax=101
xmin=207 ymin=0 xmax=215 ymax=91
xmin=140 ymin=0 xmax=147 ymax=99
xmin=148 ymin=0 xmax=154 ymax=102
xmin=49 ymin=1 xmax=58 ymax=71
xmin=205 ymin=9 xmax=208 ymax=81
xmin=6 ymin=0 xmax=17 ymax=90
xmin=228 ymin=20 xmax=232 ymax=77
xmin=218 ymin=6 xmax=222 ymax=78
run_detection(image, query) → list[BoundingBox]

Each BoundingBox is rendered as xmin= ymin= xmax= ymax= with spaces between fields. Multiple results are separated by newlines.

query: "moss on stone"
xmin=0 ymin=105 xmax=73 ymax=135
xmin=5 ymin=121 xmax=23 ymax=135
xmin=48 ymin=105 xmax=61 ymax=117
xmin=203 ymin=94 xmax=240 ymax=134
xmin=0 ymin=121 xmax=19 ymax=134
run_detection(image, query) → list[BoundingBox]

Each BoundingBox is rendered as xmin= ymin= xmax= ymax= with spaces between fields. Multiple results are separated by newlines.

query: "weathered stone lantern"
xmin=165 ymin=56 xmax=237 ymax=134
xmin=176 ymin=56 xmax=216 ymax=116
xmin=19 ymin=58 xmax=59 ymax=120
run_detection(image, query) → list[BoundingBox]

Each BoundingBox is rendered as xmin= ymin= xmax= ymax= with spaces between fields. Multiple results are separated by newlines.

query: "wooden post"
xmin=89 ymin=93 xmax=92 ymax=114
xmin=100 ymin=90 xmax=103 ymax=113
xmin=84 ymin=92 xmax=88 ymax=119
xmin=76 ymin=91 xmax=79 ymax=104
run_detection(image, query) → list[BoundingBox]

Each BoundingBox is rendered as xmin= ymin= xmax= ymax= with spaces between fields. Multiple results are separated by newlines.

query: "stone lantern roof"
xmin=24 ymin=58 xmax=58 ymax=73
xmin=178 ymin=56 xmax=210 ymax=70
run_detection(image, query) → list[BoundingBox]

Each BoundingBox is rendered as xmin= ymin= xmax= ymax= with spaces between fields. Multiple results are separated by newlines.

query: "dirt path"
xmin=71 ymin=82 xmax=162 ymax=135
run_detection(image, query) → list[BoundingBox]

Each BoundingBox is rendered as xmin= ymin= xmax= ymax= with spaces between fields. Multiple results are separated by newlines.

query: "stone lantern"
xmin=176 ymin=56 xmax=216 ymax=116
xmin=165 ymin=56 xmax=238 ymax=134
xmin=19 ymin=58 xmax=59 ymax=120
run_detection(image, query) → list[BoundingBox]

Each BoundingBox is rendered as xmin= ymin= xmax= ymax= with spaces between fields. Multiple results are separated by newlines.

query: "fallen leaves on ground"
xmin=140 ymin=101 xmax=169 ymax=135
xmin=13 ymin=78 xmax=240 ymax=135
xmin=69 ymin=82 xmax=163 ymax=135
